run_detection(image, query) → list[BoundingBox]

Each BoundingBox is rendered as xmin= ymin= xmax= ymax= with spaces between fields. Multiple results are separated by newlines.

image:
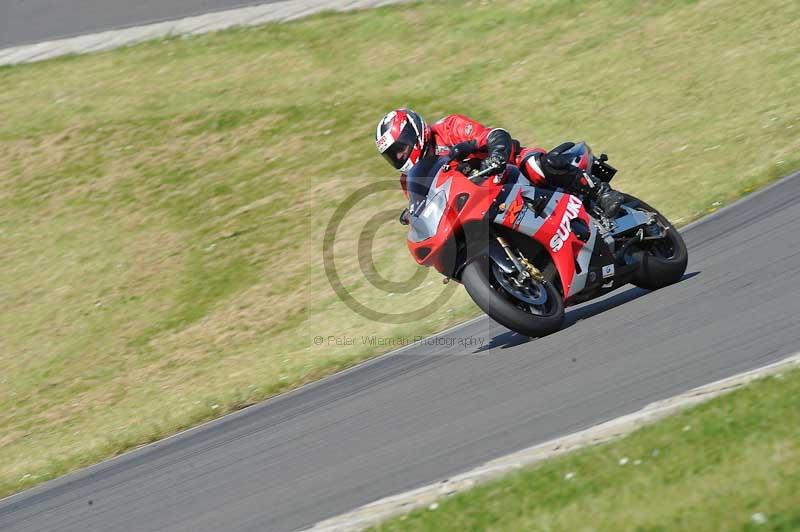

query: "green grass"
xmin=372 ymin=368 xmax=800 ymax=531
xmin=0 ymin=0 xmax=799 ymax=497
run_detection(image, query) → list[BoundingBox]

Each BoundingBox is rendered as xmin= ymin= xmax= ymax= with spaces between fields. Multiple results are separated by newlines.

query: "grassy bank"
xmin=373 ymin=368 xmax=800 ymax=531
xmin=0 ymin=0 xmax=798 ymax=496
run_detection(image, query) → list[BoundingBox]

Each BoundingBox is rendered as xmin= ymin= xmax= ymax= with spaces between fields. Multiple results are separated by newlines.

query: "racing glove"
xmin=480 ymin=128 xmax=513 ymax=175
xmin=480 ymin=153 xmax=507 ymax=175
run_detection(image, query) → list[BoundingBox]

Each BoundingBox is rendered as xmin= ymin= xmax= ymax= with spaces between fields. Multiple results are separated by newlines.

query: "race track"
xmin=1 ymin=173 xmax=798 ymax=531
xmin=0 ymin=0 xmax=281 ymax=47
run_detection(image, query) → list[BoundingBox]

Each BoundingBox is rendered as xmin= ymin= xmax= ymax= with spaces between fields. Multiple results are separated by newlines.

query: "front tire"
xmin=624 ymin=194 xmax=688 ymax=290
xmin=462 ymin=255 xmax=565 ymax=337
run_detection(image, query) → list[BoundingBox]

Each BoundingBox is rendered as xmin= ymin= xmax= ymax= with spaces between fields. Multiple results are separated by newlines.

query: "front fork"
xmin=492 ymin=237 xmax=545 ymax=284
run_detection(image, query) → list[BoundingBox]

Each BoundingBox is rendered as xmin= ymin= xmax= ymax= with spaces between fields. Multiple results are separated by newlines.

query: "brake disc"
xmin=491 ymin=263 xmax=548 ymax=306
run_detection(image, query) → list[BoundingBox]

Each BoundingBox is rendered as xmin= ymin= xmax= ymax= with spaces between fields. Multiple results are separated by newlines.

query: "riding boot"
xmin=593 ymin=181 xmax=624 ymax=218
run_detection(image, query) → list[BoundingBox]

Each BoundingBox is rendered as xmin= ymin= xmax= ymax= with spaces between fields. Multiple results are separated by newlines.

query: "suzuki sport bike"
xmin=403 ymin=143 xmax=688 ymax=337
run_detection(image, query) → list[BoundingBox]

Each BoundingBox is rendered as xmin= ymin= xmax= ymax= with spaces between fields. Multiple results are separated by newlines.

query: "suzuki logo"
xmin=549 ymin=195 xmax=584 ymax=252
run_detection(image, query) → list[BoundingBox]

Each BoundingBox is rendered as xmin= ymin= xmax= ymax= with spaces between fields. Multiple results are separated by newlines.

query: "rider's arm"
xmin=437 ymin=115 xmax=519 ymax=162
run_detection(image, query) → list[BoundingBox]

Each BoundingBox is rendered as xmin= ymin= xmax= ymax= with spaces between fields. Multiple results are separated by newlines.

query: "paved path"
xmin=2 ymin=173 xmax=798 ymax=531
xmin=0 ymin=0 xmax=408 ymax=64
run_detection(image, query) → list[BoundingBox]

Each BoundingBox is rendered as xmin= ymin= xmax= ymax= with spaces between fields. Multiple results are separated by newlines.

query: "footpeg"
xmin=615 ymin=228 xmax=644 ymax=260
xmin=641 ymin=226 xmax=668 ymax=241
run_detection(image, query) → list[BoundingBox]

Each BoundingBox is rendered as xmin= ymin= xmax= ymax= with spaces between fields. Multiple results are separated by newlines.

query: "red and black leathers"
xmin=394 ymin=113 xmax=624 ymax=217
xmin=520 ymin=142 xmax=625 ymax=217
xmin=399 ymin=114 xmax=528 ymax=197
xmin=428 ymin=115 xmax=517 ymax=159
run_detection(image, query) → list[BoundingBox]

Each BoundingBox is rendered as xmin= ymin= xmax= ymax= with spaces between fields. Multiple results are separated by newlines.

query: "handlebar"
xmin=468 ymin=164 xmax=503 ymax=183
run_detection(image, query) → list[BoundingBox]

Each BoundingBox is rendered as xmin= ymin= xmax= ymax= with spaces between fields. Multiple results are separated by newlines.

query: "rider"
xmin=375 ymin=108 xmax=624 ymax=218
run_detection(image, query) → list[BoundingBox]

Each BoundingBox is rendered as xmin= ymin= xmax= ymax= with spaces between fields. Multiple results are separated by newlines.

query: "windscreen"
xmin=406 ymin=156 xmax=449 ymax=213
xmin=405 ymin=156 xmax=451 ymax=243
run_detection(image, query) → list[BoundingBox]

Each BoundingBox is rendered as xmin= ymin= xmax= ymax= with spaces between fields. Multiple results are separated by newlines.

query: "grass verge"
xmin=0 ymin=0 xmax=798 ymax=497
xmin=372 ymin=368 xmax=800 ymax=531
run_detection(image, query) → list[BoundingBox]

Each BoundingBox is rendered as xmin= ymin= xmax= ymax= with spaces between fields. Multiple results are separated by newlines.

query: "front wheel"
xmin=623 ymin=194 xmax=688 ymax=290
xmin=461 ymin=255 xmax=565 ymax=337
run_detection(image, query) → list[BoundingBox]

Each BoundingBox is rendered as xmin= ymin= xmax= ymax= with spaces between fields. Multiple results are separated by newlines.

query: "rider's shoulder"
xmin=432 ymin=114 xmax=480 ymax=133
xmin=433 ymin=114 xmax=469 ymax=123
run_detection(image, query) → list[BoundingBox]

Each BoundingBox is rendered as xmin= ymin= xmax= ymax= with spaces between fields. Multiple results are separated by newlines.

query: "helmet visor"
xmin=382 ymin=141 xmax=414 ymax=170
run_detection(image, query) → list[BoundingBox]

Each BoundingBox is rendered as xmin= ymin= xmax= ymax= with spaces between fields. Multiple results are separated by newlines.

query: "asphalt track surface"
xmin=2 ymin=173 xmax=799 ymax=531
xmin=0 ymin=0 xmax=284 ymax=48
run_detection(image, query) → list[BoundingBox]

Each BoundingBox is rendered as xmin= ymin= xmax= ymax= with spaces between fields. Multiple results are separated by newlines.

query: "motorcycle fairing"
xmin=494 ymin=182 xmax=559 ymax=236
xmin=609 ymin=205 xmax=656 ymax=237
xmin=407 ymin=158 xmax=619 ymax=301
xmin=568 ymin=223 xmax=598 ymax=297
xmin=492 ymin=183 xmax=601 ymax=298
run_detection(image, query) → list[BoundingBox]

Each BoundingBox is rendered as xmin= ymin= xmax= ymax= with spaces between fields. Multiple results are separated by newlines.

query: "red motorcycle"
xmin=403 ymin=143 xmax=688 ymax=337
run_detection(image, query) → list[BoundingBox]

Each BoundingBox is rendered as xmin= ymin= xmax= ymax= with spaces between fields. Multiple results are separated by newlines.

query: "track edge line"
xmin=306 ymin=351 xmax=800 ymax=532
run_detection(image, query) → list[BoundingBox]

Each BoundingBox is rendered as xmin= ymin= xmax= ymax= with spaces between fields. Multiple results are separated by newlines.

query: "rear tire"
xmin=624 ymin=195 xmax=688 ymax=290
xmin=462 ymin=255 xmax=565 ymax=337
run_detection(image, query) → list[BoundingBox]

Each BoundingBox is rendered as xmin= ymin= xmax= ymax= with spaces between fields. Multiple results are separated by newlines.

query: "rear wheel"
xmin=462 ymin=255 xmax=565 ymax=337
xmin=623 ymin=194 xmax=688 ymax=290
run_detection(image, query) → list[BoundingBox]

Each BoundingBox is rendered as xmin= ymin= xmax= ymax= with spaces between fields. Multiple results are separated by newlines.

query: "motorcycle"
xmin=403 ymin=143 xmax=688 ymax=337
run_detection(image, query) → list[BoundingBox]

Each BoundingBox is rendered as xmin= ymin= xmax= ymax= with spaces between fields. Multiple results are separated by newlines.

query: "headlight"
xmin=422 ymin=191 xmax=446 ymax=221
xmin=408 ymin=191 xmax=447 ymax=242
